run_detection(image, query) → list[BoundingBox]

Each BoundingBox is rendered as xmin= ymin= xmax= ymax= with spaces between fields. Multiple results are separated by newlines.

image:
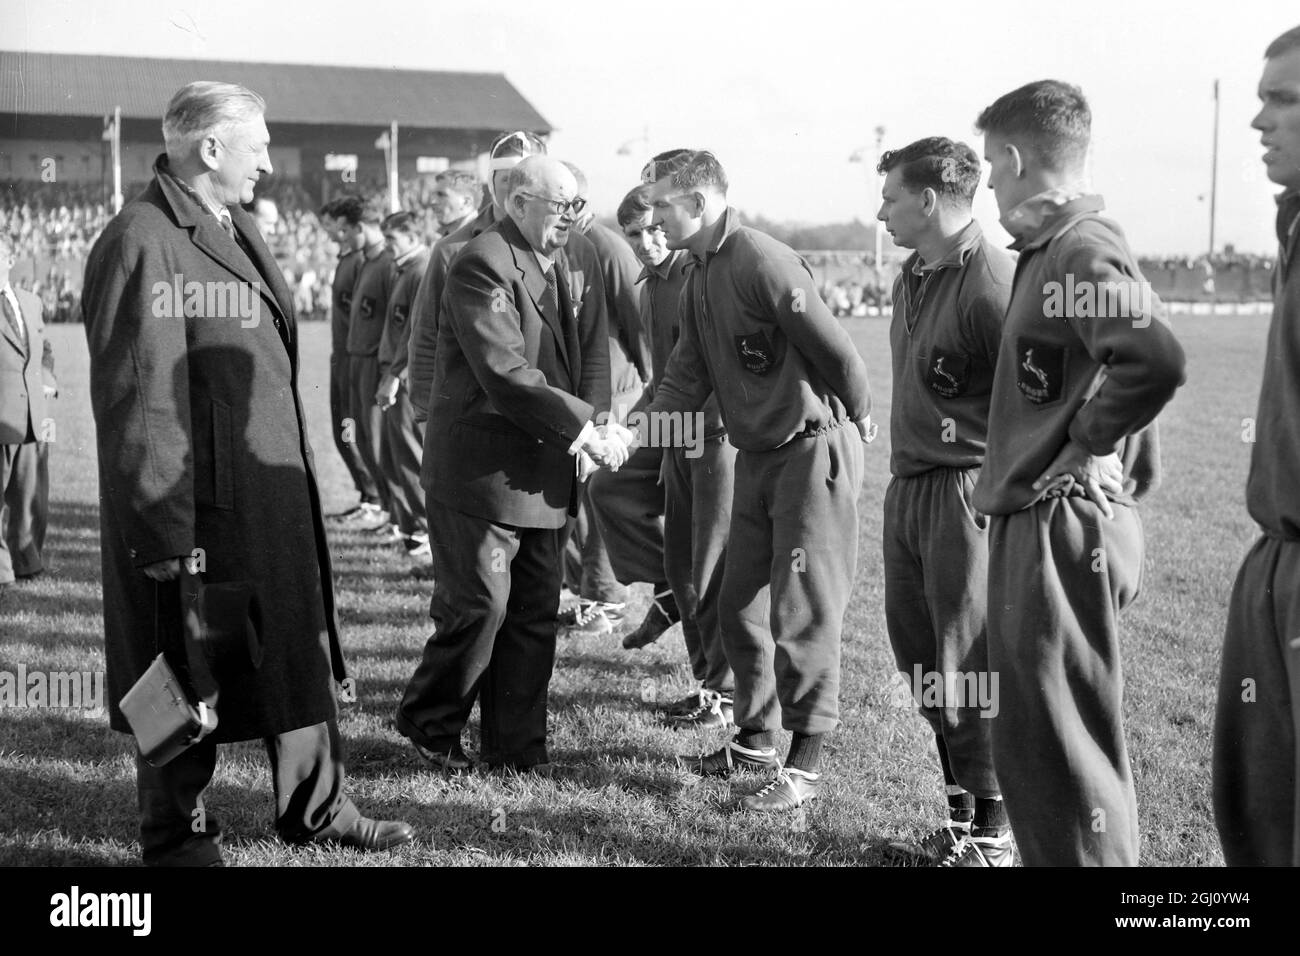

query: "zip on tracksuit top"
xmin=646 ymin=207 xmax=871 ymax=452
xmin=972 ymin=192 xmax=1186 ymax=516
xmin=1246 ymin=189 xmax=1300 ymax=539
xmin=889 ymin=219 xmax=1013 ymax=477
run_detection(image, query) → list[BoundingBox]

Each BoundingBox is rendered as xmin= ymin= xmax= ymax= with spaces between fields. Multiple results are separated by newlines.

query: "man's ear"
xmin=1005 ymin=142 xmax=1026 ymax=179
xmin=920 ymin=187 xmax=939 ymax=217
xmin=689 ymin=191 xmax=707 ymax=217
xmin=199 ymin=135 xmax=221 ymax=172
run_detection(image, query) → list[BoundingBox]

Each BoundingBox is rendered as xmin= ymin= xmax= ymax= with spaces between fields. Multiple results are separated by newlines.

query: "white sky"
xmin=4 ymin=0 xmax=1296 ymax=254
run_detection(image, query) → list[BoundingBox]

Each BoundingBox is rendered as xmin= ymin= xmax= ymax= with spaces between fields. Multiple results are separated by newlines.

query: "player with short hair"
xmin=641 ymin=150 xmax=873 ymax=811
xmin=376 ymin=210 xmax=431 ymax=556
xmin=1213 ymin=23 xmax=1300 ymax=866
xmin=429 ymin=170 xmax=481 ymax=237
xmin=973 ymin=81 xmax=1185 ymax=866
xmin=874 ymin=136 xmax=1015 ymax=866
xmin=345 ymin=196 xmax=397 ymax=536
xmin=320 ymin=196 xmax=382 ymax=522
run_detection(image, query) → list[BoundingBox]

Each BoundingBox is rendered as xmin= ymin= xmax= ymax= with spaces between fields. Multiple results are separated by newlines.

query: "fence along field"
xmin=0 ymin=311 xmax=1263 ymax=865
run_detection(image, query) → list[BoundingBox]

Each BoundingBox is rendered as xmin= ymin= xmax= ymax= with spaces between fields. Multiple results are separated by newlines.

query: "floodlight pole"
xmin=390 ymin=121 xmax=400 ymax=213
xmin=112 ymin=106 xmax=123 ymax=215
xmin=1209 ymin=80 xmax=1220 ymax=259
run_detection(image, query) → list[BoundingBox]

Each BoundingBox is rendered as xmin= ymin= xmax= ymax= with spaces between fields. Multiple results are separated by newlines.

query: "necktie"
xmin=218 ymin=210 xmax=238 ymax=242
xmin=541 ymin=265 xmax=560 ymax=324
xmin=2 ymin=292 xmax=26 ymax=356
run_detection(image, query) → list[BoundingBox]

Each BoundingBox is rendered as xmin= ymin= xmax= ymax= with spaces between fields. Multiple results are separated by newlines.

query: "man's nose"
xmin=1251 ymin=107 xmax=1269 ymax=132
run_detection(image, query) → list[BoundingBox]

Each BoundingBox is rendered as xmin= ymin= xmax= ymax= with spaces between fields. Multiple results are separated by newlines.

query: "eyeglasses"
xmin=519 ymin=192 xmax=588 ymax=218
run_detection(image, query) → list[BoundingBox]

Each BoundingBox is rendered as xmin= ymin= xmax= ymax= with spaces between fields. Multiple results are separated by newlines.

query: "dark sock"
xmin=936 ymin=737 xmax=974 ymax=825
xmin=736 ymin=729 xmax=775 ymax=751
xmin=974 ymin=796 xmax=1009 ymax=831
xmin=786 ymin=733 xmax=823 ymax=774
xmin=652 ymin=586 xmax=681 ymax=623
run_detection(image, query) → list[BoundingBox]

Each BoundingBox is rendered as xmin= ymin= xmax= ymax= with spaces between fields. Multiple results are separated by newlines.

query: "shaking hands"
xmin=578 ymin=422 xmax=640 ymax=479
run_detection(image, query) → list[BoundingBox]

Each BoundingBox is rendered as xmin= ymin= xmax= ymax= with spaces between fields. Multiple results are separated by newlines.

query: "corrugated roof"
xmin=0 ymin=50 xmax=552 ymax=132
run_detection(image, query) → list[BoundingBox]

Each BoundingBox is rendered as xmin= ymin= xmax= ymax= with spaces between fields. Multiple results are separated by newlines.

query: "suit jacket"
xmin=0 ymin=286 xmax=58 ymax=445
xmin=81 ymin=155 xmax=345 ymax=742
xmin=422 ymin=215 xmax=611 ymax=529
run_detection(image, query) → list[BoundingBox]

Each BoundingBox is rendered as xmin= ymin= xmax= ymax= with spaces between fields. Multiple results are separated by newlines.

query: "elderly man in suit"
xmin=395 ymin=155 xmax=628 ymax=774
xmin=81 ymin=81 xmax=412 ymax=866
xmin=0 ymin=233 xmax=57 ymax=595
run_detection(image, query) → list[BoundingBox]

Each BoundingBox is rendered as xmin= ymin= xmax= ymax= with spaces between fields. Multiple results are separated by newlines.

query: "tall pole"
xmin=1209 ymin=79 xmax=1220 ymax=259
xmin=389 ymin=121 xmax=400 ymax=213
xmin=112 ymin=106 xmax=123 ymax=215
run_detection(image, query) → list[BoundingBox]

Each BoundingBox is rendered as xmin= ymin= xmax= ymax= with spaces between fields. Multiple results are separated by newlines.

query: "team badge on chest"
xmin=393 ymin=303 xmax=408 ymax=324
xmin=341 ymin=290 xmax=353 ymax=311
xmin=360 ymin=296 xmax=375 ymax=319
xmin=1016 ymin=339 xmax=1066 ymax=405
xmin=734 ymin=331 xmax=776 ymax=375
xmin=926 ymin=349 xmax=970 ymax=399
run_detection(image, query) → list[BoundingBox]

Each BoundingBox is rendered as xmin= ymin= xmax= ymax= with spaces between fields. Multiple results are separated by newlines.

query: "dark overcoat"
xmin=82 ymin=156 xmax=345 ymax=742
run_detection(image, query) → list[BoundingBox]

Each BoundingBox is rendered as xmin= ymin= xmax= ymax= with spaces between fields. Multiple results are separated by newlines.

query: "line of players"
xmin=316 ymin=42 xmax=1300 ymax=867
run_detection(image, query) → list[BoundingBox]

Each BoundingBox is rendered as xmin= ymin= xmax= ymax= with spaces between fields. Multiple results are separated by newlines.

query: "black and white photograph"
xmin=0 ymin=0 xmax=1297 ymax=928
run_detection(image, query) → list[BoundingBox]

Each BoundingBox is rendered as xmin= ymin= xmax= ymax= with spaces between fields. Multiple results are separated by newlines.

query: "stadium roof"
xmin=0 ymin=50 xmax=552 ymax=132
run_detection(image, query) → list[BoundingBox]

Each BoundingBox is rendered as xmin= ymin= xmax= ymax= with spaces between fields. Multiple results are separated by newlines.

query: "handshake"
xmin=577 ymin=422 xmax=640 ymax=481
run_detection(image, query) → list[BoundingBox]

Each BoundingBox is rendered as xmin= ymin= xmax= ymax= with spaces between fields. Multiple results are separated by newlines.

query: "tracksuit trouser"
xmin=348 ymin=354 xmax=391 ymax=516
xmin=329 ymin=352 xmax=378 ymax=505
xmin=883 ymin=467 xmax=998 ymax=797
xmin=1213 ymin=533 xmax=1300 ymax=865
xmin=722 ymin=422 xmax=863 ymax=736
xmin=380 ymin=386 xmax=427 ymax=538
xmin=986 ymin=496 xmax=1144 ymax=866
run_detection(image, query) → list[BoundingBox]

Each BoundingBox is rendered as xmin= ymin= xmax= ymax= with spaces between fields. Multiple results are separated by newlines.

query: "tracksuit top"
xmin=889 ymin=220 xmax=1012 ymax=478
xmin=649 ymin=208 xmax=871 ymax=453
xmin=379 ymin=244 xmax=430 ymax=381
xmin=331 ymin=246 xmax=362 ymax=356
xmin=345 ymin=240 xmax=393 ymax=357
xmin=972 ymin=192 xmax=1186 ymax=516
xmin=640 ymin=250 xmax=725 ymax=438
xmin=1246 ymin=190 xmax=1300 ymax=540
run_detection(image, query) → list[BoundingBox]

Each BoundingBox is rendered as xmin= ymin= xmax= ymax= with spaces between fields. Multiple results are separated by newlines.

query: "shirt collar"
xmin=158 ymin=157 xmax=232 ymax=223
xmin=362 ymin=238 xmax=386 ymax=261
xmin=685 ymin=207 xmax=741 ymax=269
xmin=637 ymin=249 xmax=680 ymax=284
xmin=1001 ymin=186 xmax=1104 ymax=251
xmin=394 ymin=243 xmax=427 ymax=269
xmin=533 ymin=248 xmax=554 ymax=273
xmin=909 ymin=219 xmax=983 ymax=276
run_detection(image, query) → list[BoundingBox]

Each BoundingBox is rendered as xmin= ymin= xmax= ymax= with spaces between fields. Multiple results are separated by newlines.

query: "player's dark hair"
xmin=1265 ymin=25 xmax=1300 ymax=58
xmin=381 ymin=210 xmax=419 ymax=236
xmin=329 ymin=196 xmax=365 ymax=226
xmin=616 ymin=184 xmax=654 ymax=227
xmin=975 ymin=80 xmax=1091 ymax=171
xmin=877 ymin=137 xmax=981 ymax=205
xmin=646 ymin=149 xmax=728 ymax=195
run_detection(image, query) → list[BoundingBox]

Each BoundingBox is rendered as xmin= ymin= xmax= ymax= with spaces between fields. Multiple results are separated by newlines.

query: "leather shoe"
xmin=411 ymin=739 xmax=474 ymax=774
xmin=337 ymin=816 xmax=415 ymax=851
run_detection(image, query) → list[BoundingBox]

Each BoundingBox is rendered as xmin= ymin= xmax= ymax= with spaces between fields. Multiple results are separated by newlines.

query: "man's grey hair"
xmin=505 ymin=162 xmax=545 ymax=204
xmin=163 ymin=81 xmax=266 ymax=160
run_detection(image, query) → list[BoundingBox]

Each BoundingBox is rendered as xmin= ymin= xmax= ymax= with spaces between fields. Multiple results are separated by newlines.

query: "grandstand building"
xmin=0 ymin=50 xmax=552 ymax=204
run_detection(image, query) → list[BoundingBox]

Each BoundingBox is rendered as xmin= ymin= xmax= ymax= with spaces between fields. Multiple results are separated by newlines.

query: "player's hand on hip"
xmin=1033 ymin=440 xmax=1122 ymax=520
xmin=142 ymin=558 xmax=183 ymax=582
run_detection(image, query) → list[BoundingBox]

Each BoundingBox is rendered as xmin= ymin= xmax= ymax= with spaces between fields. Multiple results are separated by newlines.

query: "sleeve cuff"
xmin=568 ymin=420 xmax=596 ymax=456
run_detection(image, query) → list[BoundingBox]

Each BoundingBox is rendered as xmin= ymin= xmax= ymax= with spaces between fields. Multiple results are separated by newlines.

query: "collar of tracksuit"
xmin=362 ymin=238 xmax=386 ymax=261
xmin=684 ymin=207 xmax=741 ymax=270
xmin=394 ymin=243 xmax=427 ymax=270
xmin=908 ymin=219 xmax=984 ymax=276
xmin=1001 ymin=187 xmax=1104 ymax=252
xmin=637 ymin=249 xmax=681 ymax=284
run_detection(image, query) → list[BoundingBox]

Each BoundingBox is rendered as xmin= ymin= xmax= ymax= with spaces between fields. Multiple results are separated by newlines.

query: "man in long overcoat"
xmin=81 ymin=80 xmax=412 ymax=865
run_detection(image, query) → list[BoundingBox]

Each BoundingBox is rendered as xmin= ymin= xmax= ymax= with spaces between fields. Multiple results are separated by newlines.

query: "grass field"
xmin=0 ymin=312 xmax=1268 ymax=866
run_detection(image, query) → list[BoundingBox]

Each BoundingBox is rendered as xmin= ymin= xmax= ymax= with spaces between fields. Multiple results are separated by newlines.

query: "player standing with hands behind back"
xmin=639 ymin=150 xmax=873 ymax=812
xmin=973 ymin=81 xmax=1185 ymax=866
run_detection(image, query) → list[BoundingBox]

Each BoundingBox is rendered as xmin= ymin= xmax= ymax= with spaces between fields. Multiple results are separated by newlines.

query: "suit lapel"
xmin=505 ymin=218 xmax=572 ymax=377
xmin=155 ymin=165 xmax=292 ymax=351
xmin=0 ymin=295 xmax=25 ymax=358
